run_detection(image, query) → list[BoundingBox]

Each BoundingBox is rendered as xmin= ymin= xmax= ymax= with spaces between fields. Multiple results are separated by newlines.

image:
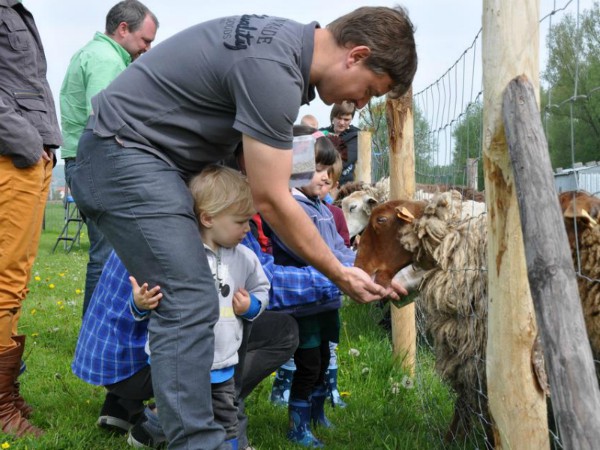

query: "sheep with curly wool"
xmin=355 ymin=190 xmax=491 ymax=442
xmin=356 ymin=189 xmax=600 ymax=445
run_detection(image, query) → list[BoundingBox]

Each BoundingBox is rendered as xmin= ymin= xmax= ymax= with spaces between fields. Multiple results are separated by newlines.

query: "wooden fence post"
xmin=466 ymin=158 xmax=478 ymax=191
xmin=504 ymin=75 xmax=600 ymax=450
xmin=355 ymin=131 xmax=372 ymax=183
xmin=386 ymin=87 xmax=416 ymax=373
xmin=482 ymin=0 xmax=549 ymax=448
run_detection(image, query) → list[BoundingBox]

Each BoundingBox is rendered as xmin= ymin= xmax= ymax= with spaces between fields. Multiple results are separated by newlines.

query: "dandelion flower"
xmin=348 ymin=348 xmax=360 ymax=357
xmin=75 ymin=289 xmax=82 ymax=295
xmin=361 ymin=367 xmax=370 ymax=375
xmin=2 ymin=442 xmax=10 ymax=449
xmin=56 ymin=301 xmax=63 ymax=306
xmin=401 ymin=375 xmax=414 ymax=389
xmin=31 ymin=333 xmax=39 ymax=338
xmin=30 ymin=309 xmax=36 ymax=315
xmin=59 ymin=273 xmax=65 ymax=277
xmin=34 ymin=276 xmax=41 ymax=281
xmin=340 ymin=391 xmax=350 ymax=398
xmin=48 ymin=284 xmax=55 ymax=289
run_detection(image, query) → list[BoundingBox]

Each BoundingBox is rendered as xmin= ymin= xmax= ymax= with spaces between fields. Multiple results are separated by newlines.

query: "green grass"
xmin=1 ymin=202 xmax=485 ymax=449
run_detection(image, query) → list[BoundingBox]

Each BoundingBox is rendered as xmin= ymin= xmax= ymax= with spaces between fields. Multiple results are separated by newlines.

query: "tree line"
xmin=359 ymin=2 xmax=600 ymax=186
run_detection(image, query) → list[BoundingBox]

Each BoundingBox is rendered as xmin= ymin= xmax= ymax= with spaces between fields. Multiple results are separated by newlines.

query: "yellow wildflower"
xmin=2 ymin=441 xmax=10 ymax=449
xmin=34 ymin=276 xmax=41 ymax=281
xmin=49 ymin=284 xmax=55 ymax=289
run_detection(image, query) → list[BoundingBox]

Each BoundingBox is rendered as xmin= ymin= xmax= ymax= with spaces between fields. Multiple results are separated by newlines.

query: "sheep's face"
xmin=341 ymin=191 xmax=378 ymax=237
xmin=355 ymin=199 xmax=426 ymax=287
xmin=559 ymin=191 xmax=600 ymax=247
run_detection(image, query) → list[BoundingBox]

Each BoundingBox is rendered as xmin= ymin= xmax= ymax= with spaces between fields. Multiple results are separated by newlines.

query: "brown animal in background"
xmin=559 ymin=191 xmax=600 ymax=380
xmin=559 ymin=190 xmax=600 ymax=246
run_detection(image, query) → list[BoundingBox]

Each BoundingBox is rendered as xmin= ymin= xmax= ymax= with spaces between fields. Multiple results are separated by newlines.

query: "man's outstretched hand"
xmin=336 ymin=266 xmax=407 ymax=304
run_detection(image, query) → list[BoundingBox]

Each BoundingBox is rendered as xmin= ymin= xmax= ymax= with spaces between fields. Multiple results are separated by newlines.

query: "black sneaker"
xmin=127 ymin=409 xmax=166 ymax=449
xmin=97 ymin=393 xmax=136 ymax=434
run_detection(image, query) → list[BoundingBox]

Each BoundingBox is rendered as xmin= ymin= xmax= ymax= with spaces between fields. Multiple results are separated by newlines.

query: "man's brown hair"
xmin=327 ymin=6 xmax=417 ymax=98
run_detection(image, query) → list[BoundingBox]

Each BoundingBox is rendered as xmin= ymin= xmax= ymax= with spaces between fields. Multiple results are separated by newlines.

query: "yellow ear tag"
xmin=581 ymin=209 xmax=598 ymax=228
xmin=396 ymin=206 xmax=415 ymax=223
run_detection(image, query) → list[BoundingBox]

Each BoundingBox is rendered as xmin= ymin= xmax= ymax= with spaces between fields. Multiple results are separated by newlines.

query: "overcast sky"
xmin=23 ymin=0 xmax=594 ymax=153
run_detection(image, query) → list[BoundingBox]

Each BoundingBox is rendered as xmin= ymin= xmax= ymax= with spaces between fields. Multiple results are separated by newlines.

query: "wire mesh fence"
xmin=356 ymin=1 xmax=600 ymax=448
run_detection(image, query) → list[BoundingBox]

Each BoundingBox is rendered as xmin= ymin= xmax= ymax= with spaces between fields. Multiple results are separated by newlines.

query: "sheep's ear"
xmin=564 ymin=205 xmax=598 ymax=228
xmin=396 ymin=206 xmax=415 ymax=223
xmin=364 ymin=196 xmax=379 ymax=214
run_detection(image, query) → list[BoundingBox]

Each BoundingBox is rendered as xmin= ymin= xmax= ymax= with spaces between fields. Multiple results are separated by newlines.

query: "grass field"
xmin=1 ymin=202 xmax=485 ymax=449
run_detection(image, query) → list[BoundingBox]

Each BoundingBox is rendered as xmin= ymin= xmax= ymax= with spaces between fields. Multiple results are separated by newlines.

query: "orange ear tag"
xmin=396 ymin=206 xmax=415 ymax=223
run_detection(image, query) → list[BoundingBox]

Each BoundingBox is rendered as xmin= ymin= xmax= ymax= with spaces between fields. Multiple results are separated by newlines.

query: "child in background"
xmin=267 ymin=127 xmax=355 ymax=447
xmin=319 ymin=149 xmax=350 ymax=410
xmin=129 ymin=165 xmax=270 ymax=449
xmin=321 ymin=139 xmax=351 ymax=248
xmin=270 ymin=139 xmax=351 ymax=411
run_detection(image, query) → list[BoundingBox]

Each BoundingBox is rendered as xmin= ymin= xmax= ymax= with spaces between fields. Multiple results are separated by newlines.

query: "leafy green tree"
xmin=543 ymin=3 xmax=600 ymax=168
xmin=358 ymin=98 xmax=436 ymax=182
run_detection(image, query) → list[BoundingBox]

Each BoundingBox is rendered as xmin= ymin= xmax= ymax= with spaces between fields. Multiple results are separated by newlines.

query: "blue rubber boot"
xmin=223 ymin=438 xmax=238 ymax=450
xmin=287 ymin=399 xmax=323 ymax=448
xmin=270 ymin=366 xmax=295 ymax=406
xmin=310 ymin=385 xmax=333 ymax=429
xmin=325 ymin=367 xmax=347 ymax=408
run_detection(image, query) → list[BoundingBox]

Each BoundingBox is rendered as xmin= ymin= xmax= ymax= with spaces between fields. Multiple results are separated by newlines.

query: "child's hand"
xmin=129 ymin=276 xmax=162 ymax=311
xmin=232 ymin=287 xmax=251 ymax=315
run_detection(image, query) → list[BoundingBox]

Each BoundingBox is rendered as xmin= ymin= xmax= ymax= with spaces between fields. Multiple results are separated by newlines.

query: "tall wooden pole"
xmin=482 ymin=1 xmax=548 ymax=448
xmin=355 ymin=131 xmax=372 ymax=183
xmin=505 ymin=75 xmax=600 ymax=450
xmin=386 ymin=87 xmax=416 ymax=373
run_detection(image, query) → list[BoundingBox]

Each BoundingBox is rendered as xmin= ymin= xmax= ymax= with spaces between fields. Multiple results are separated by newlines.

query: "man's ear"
xmin=200 ymin=211 xmax=213 ymax=229
xmin=115 ymin=21 xmax=129 ymax=38
xmin=347 ymin=45 xmax=371 ymax=66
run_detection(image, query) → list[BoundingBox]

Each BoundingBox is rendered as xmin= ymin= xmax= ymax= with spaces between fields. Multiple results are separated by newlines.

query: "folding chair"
xmin=52 ymin=188 xmax=84 ymax=253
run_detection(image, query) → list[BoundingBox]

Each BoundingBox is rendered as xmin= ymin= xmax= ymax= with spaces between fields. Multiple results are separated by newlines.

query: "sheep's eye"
xmin=349 ymin=205 xmax=357 ymax=213
xmin=376 ymin=216 xmax=388 ymax=224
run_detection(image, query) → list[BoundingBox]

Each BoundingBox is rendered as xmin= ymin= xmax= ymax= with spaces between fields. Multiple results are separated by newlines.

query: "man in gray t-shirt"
xmin=71 ymin=7 xmax=416 ymax=449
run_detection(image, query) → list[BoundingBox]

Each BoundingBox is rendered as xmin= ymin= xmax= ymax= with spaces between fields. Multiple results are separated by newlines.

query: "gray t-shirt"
xmin=91 ymin=15 xmax=317 ymax=174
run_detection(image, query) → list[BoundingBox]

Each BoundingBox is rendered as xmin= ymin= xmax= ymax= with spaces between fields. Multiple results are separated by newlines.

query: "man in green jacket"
xmin=60 ymin=0 xmax=158 ymax=317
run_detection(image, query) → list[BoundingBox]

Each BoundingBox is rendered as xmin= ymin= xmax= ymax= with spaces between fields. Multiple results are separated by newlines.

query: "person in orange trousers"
xmin=0 ymin=0 xmax=62 ymax=438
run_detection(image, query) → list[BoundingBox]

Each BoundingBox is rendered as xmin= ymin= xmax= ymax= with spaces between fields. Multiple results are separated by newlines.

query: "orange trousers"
xmin=0 ymin=156 xmax=52 ymax=351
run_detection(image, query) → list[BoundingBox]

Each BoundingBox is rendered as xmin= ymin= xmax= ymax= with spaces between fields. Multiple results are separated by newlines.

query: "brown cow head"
xmin=355 ymin=199 xmax=427 ymax=287
xmin=559 ymin=191 xmax=600 ymax=246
